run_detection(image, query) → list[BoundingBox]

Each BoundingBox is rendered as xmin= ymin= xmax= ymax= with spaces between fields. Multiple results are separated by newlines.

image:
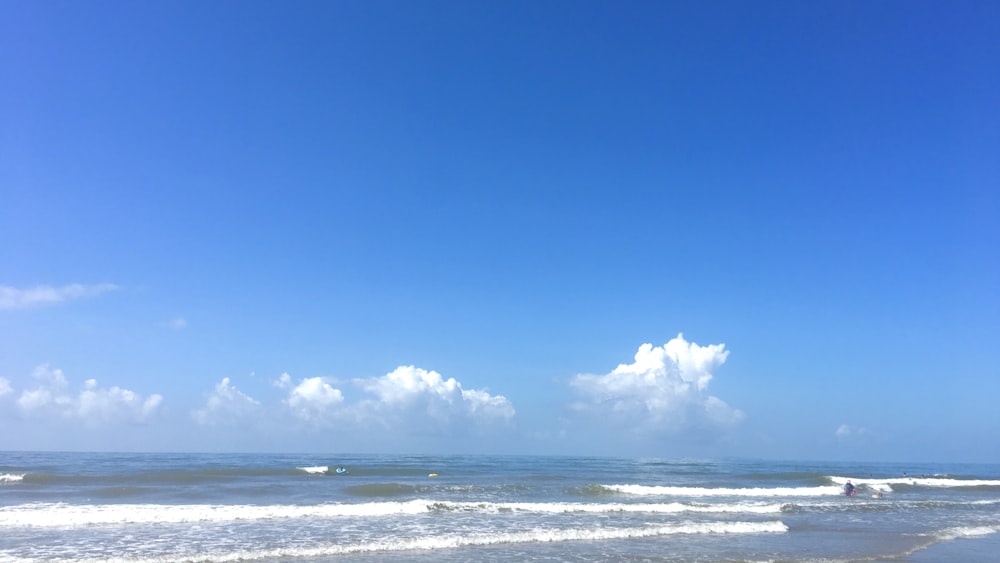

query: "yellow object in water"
xmin=428 ymin=473 xmax=439 ymax=478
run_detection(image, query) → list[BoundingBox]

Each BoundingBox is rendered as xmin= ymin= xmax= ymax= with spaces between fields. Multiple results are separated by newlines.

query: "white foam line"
xmin=0 ymin=474 xmax=25 ymax=484
xmin=931 ymin=525 xmax=1000 ymax=541
xmin=296 ymin=466 xmax=328 ymax=475
xmin=435 ymin=501 xmax=784 ymax=514
xmin=829 ymin=476 xmax=1000 ymax=488
xmin=71 ymin=521 xmax=789 ymax=562
xmin=603 ymin=484 xmax=844 ymax=497
xmin=0 ymin=500 xmax=784 ymax=527
xmin=0 ymin=501 xmax=431 ymax=527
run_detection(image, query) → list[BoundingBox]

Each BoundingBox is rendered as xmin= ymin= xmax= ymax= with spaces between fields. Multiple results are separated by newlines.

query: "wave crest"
xmin=601 ymin=484 xmax=844 ymax=497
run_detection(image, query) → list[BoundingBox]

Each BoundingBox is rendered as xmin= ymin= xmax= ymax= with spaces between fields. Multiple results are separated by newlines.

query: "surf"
xmin=599 ymin=483 xmax=845 ymax=497
xmin=52 ymin=520 xmax=791 ymax=562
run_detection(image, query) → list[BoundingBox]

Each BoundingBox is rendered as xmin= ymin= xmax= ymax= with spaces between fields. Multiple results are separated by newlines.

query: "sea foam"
xmin=430 ymin=500 xmax=784 ymax=514
xmin=64 ymin=520 xmax=789 ymax=562
xmin=829 ymin=475 xmax=1000 ymax=491
xmin=933 ymin=525 xmax=999 ymax=540
xmin=0 ymin=501 xmax=431 ymax=527
xmin=602 ymin=484 xmax=844 ymax=497
xmin=0 ymin=499 xmax=784 ymax=527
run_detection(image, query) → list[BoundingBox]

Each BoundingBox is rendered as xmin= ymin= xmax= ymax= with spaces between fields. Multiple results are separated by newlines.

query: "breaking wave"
xmin=0 ymin=500 xmax=785 ymax=528
xmin=828 ymin=475 xmax=1000 ymax=492
xmin=600 ymin=484 xmax=844 ymax=497
xmin=0 ymin=473 xmax=25 ymax=484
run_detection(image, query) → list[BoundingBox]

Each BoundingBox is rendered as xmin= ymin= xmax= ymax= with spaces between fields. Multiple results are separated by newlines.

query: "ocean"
xmin=1 ymin=452 xmax=999 ymax=562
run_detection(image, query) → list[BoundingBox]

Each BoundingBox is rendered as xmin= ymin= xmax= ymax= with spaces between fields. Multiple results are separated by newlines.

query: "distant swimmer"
xmin=844 ymin=480 xmax=856 ymax=496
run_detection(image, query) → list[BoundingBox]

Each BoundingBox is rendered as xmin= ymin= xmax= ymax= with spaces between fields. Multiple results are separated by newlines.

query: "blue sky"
xmin=1 ymin=0 xmax=997 ymax=462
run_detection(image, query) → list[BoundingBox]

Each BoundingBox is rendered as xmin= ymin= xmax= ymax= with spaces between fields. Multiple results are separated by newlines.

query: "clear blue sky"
xmin=2 ymin=0 xmax=997 ymax=461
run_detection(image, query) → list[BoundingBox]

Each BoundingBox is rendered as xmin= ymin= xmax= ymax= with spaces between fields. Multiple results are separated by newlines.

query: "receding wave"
xmin=66 ymin=521 xmax=789 ymax=562
xmin=0 ymin=499 xmax=785 ymax=527
xmin=600 ymin=484 xmax=844 ymax=497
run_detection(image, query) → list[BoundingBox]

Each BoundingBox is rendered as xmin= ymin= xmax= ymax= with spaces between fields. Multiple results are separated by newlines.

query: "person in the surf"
xmin=844 ymin=480 xmax=856 ymax=496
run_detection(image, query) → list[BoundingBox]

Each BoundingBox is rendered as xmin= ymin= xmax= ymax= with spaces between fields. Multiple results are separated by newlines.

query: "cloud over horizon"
xmin=284 ymin=375 xmax=345 ymax=422
xmin=353 ymin=366 xmax=515 ymax=429
xmin=191 ymin=366 xmax=516 ymax=437
xmin=570 ymin=334 xmax=743 ymax=437
xmin=13 ymin=365 xmax=163 ymax=425
xmin=192 ymin=377 xmax=261 ymax=425
xmin=0 ymin=283 xmax=119 ymax=309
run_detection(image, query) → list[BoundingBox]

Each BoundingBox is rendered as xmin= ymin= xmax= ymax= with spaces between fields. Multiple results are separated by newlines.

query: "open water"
xmin=1 ymin=452 xmax=999 ymax=562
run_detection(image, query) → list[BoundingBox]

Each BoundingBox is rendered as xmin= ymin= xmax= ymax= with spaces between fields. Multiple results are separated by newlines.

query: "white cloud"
xmin=165 ymin=317 xmax=188 ymax=329
xmin=836 ymin=424 xmax=875 ymax=441
xmin=78 ymin=381 xmax=163 ymax=424
xmin=273 ymin=366 xmax=514 ymax=432
xmin=285 ymin=376 xmax=344 ymax=421
xmin=0 ymin=377 xmax=13 ymax=397
xmin=570 ymin=334 xmax=743 ymax=435
xmin=353 ymin=365 xmax=515 ymax=427
xmin=273 ymin=372 xmax=293 ymax=389
xmin=193 ymin=377 xmax=261 ymax=425
xmin=15 ymin=364 xmax=162 ymax=424
xmin=0 ymin=283 xmax=119 ymax=309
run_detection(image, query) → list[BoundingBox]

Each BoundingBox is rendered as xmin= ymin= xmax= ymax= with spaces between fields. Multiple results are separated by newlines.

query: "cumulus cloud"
xmin=274 ymin=367 xmax=515 ymax=432
xmin=273 ymin=372 xmax=293 ymax=389
xmin=354 ymin=365 xmax=515 ymax=427
xmin=0 ymin=377 xmax=12 ymax=397
xmin=15 ymin=365 xmax=163 ymax=424
xmin=192 ymin=377 xmax=261 ymax=425
xmin=570 ymin=334 xmax=743 ymax=435
xmin=285 ymin=377 xmax=344 ymax=421
xmin=0 ymin=283 xmax=119 ymax=309
xmin=77 ymin=379 xmax=163 ymax=423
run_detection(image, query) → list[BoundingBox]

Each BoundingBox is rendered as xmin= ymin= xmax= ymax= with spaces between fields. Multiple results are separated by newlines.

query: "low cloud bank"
xmin=192 ymin=377 xmax=261 ymax=425
xmin=570 ymin=334 xmax=743 ymax=435
xmin=355 ymin=365 xmax=515 ymax=427
xmin=196 ymin=366 xmax=514 ymax=433
xmin=12 ymin=365 xmax=162 ymax=424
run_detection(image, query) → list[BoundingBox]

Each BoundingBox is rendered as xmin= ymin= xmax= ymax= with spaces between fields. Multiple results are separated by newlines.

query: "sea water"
xmin=1 ymin=452 xmax=999 ymax=562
